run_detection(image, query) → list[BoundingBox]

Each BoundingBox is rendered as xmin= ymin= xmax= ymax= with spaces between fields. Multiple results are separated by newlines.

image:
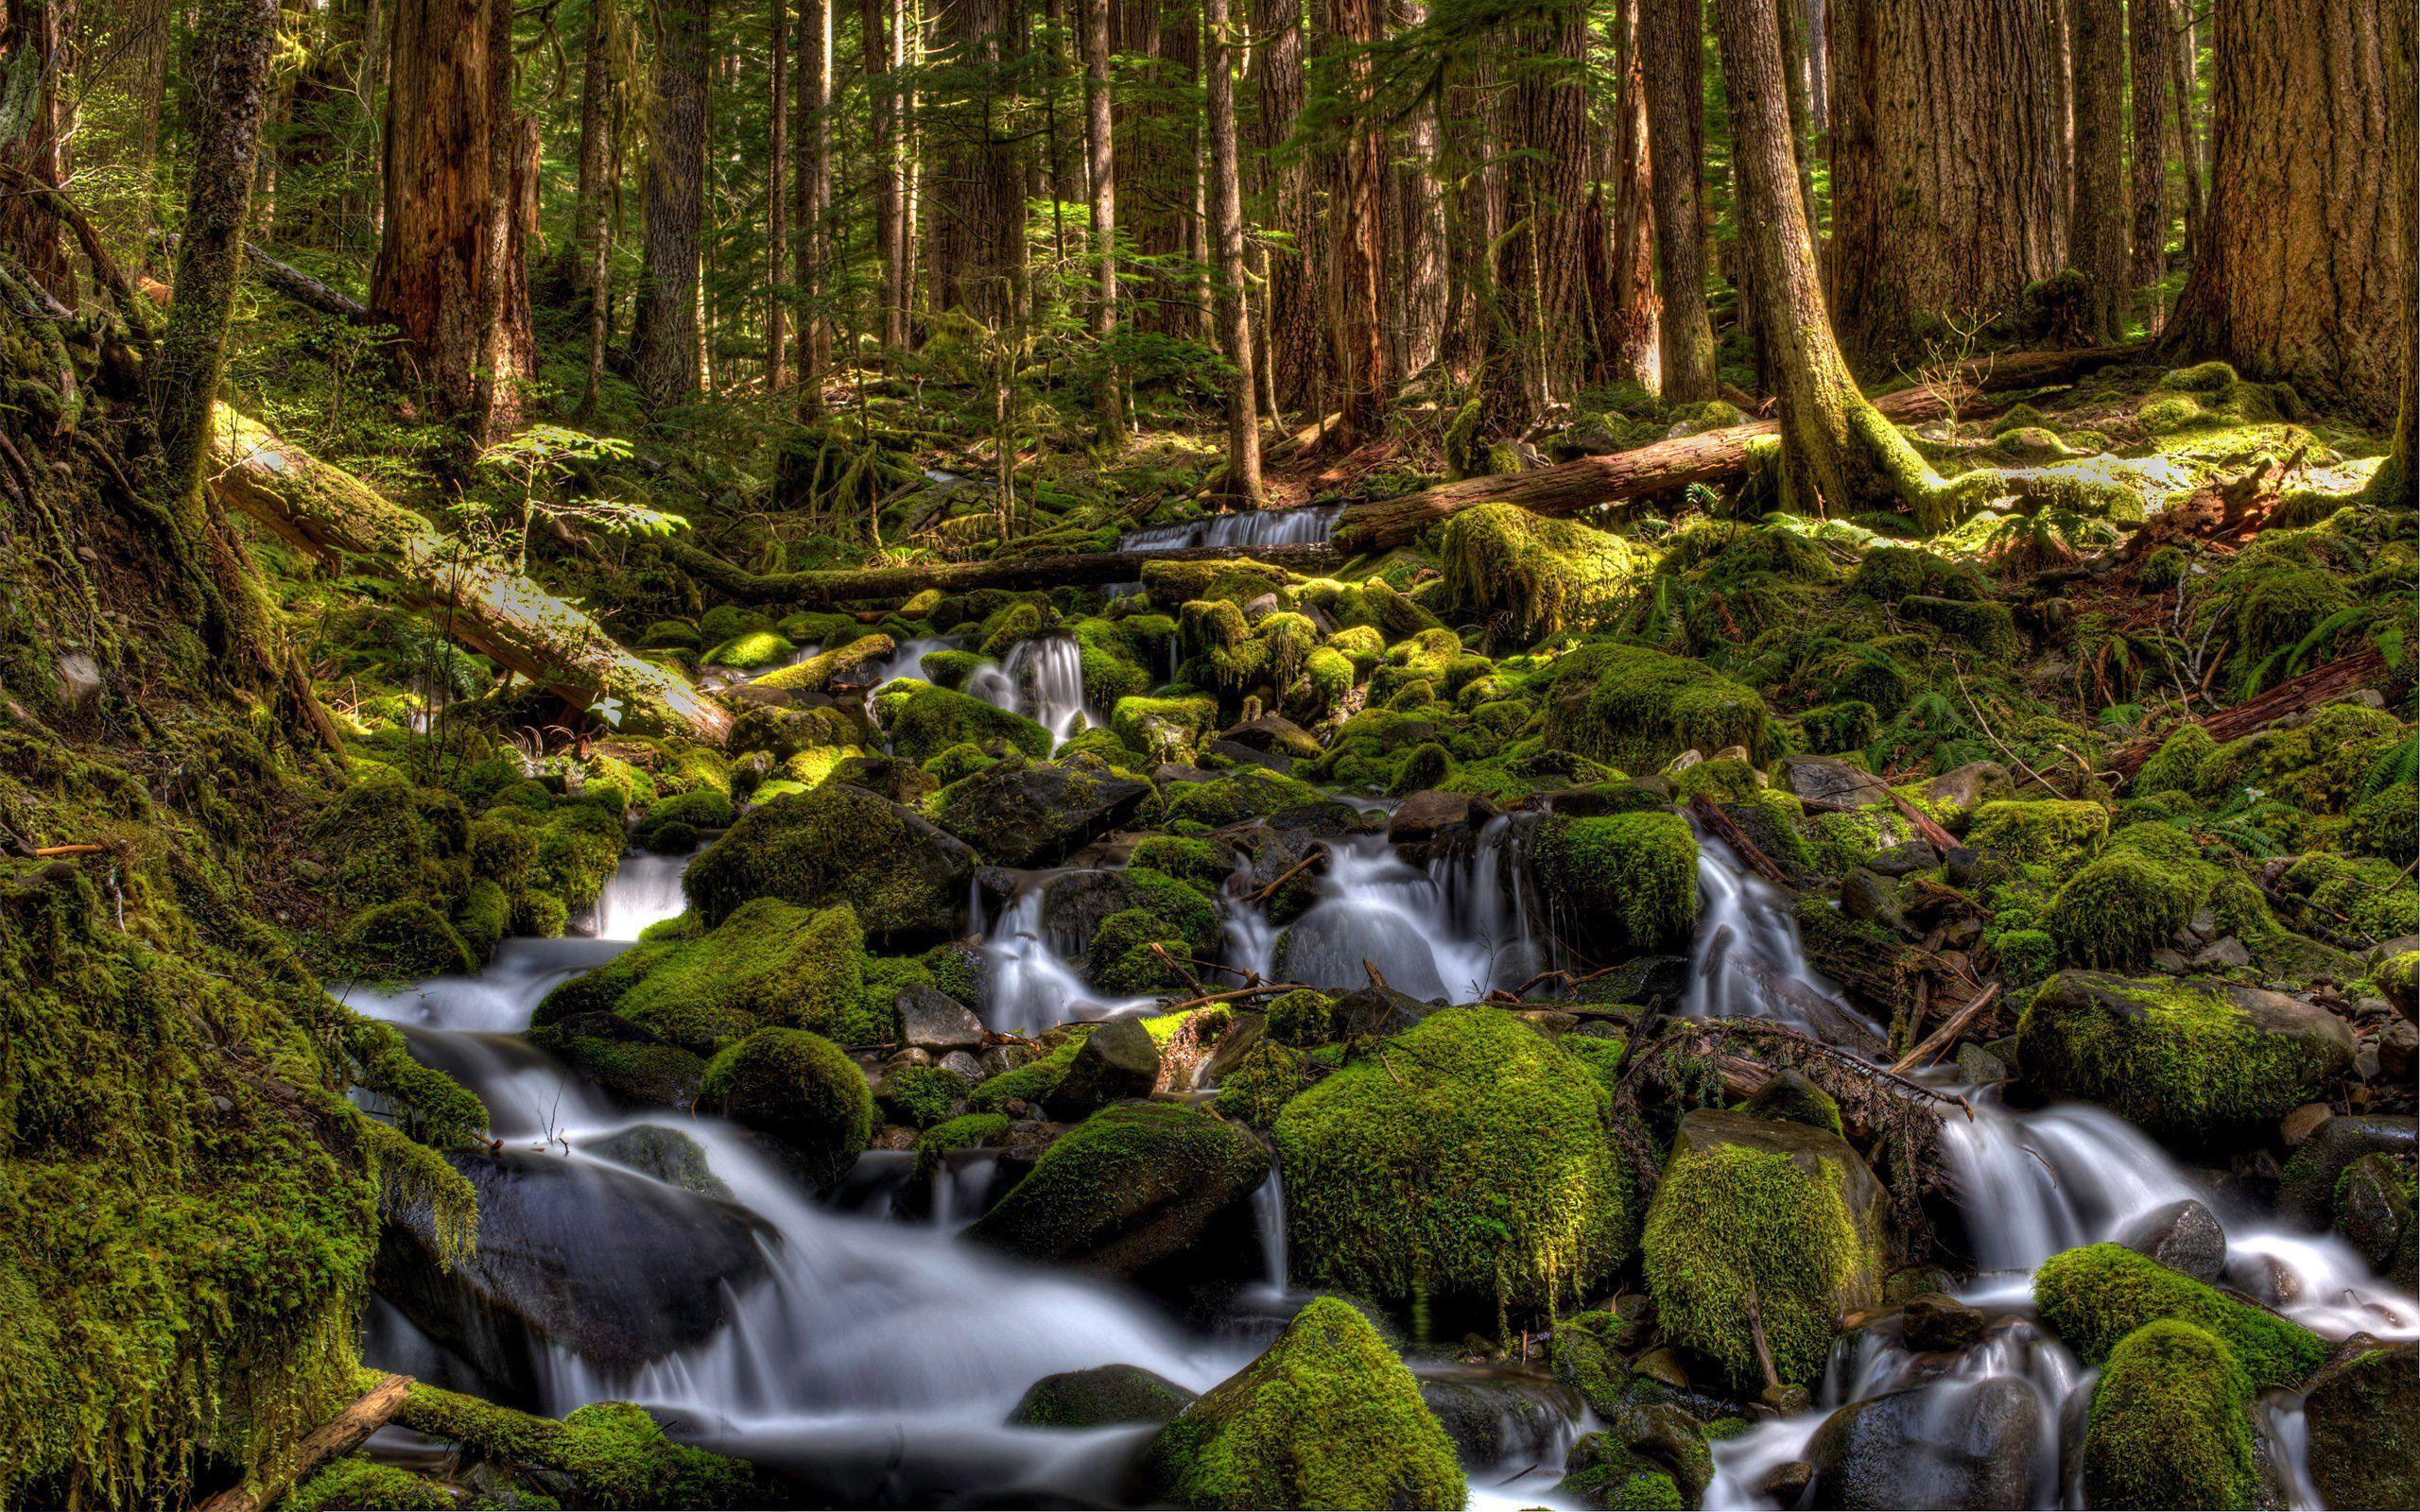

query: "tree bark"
xmin=1251 ymin=0 xmax=1321 ymax=417
xmin=2128 ymin=0 xmax=2172 ymax=323
xmin=465 ymin=0 xmax=527 ymax=440
xmin=1715 ymin=0 xmax=1940 ymax=516
xmin=371 ymin=0 xmax=533 ymax=435
xmin=1476 ymin=0 xmax=1592 ymax=434
xmin=1392 ymin=0 xmax=1447 ymax=379
xmin=207 ymin=408 xmax=734 ymax=740
xmin=565 ymin=0 xmax=615 ymax=300
xmin=1641 ymin=0 xmax=1717 ymax=402
xmin=193 ymin=1376 xmax=415 ymax=1512
xmin=0 ymin=0 xmax=70 ymax=294
xmin=928 ymin=0 xmax=1026 ymax=326
xmin=2170 ymin=0 xmax=2414 ymax=425
xmin=629 ymin=0 xmax=712 ymax=404
xmin=2166 ymin=0 xmax=2204 ymax=250
xmin=797 ymin=0 xmax=831 ymax=410
xmin=1316 ymin=0 xmax=1390 ymax=443
xmin=1825 ymin=0 xmax=2064 ymax=369
xmin=1591 ymin=0 xmax=1659 ymax=387
xmin=864 ymin=0 xmax=907 ymax=346
xmin=768 ymin=0 xmax=790 ymax=387
xmin=2066 ymin=0 xmax=2128 ymax=341
xmin=1205 ymin=0 xmax=1261 ymax=503
xmin=663 ymin=539 xmax=1337 ymax=604
xmin=1082 ymin=0 xmax=1127 ymax=442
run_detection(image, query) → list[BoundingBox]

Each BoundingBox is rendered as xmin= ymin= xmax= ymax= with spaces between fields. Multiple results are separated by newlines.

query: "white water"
xmin=1252 ymin=833 xmax=1517 ymax=1002
xmin=1119 ymin=505 xmax=1340 ymax=552
xmin=1685 ymin=835 xmax=1882 ymax=1045
xmin=968 ymin=632 xmax=1095 ymax=747
xmin=974 ymin=878 xmax=1157 ymax=1035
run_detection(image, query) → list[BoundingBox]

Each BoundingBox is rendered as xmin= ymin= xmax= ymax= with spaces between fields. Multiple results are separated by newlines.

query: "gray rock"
xmin=1899 ymin=1293 xmax=1986 ymax=1353
xmin=1867 ymin=840 xmax=1942 ymax=878
xmin=1419 ymin=1368 xmax=1586 ymax=1473
xmin=1010 ymin=1363 xmax=1197 ymax=1428
xmin=1954 ymin=1041 xmax=2009 ymax=1085
xmin=929 ymin=758 xmax=1150 ymax=867
xmin=1921 ymin=762 xmax=2014 ymax=818
xmin=1805 ymin=1376 xmax=2041 ymax=1509
xmin=2277 ymin=1115 xmax=2417 ymax=1227
xmin=587 ymin=1125 xmax=732 ymax=1199
xmin=1841 ymin=869 xmax=1910 ymax=934
xmin=2303 ymin=1340 xmax=2420 ymax=1510
xmin=898 ymin=984 xmax=987 ymax=1052
xmin=2190 ymin=936 xmax=2252 ymax=971
xmin=56 ymin=651 xmax=102 ymax=710
xmin=938 ymin=1049 xmax=985 ymax=1081
xmin=1781 ymin=755 xmax=1892 ymax=811
xmin=2117 ymin=1198 xmax=2227 ymax=1282
xmin=1041 ymin=1015 xmax=1162 ymax=1120
xmin=2333 ymin=1153 xmax=2416 ymax=1277
xmin=1388 ymin=788 xmax=1490 ymax=853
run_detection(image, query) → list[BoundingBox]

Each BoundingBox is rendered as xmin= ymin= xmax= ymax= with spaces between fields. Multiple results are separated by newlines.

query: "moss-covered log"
xmin=1329 ymin=345 xmax=2145 ymax=553
xmin=655 ymin=538 xmax=1337 ymax=607
xmin=203 ymin=406 xmax=731 ymax=741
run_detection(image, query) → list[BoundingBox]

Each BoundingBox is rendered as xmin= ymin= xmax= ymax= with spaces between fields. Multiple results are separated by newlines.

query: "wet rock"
xmin=1417 ymin=1368 xmax=1585 ymax=1472
xmin=970 ymin=1103 xmax=1268 ymax=1280
xmin=2379 ymin=1019 xmax=2418 ymax=1084
xmin=1010 ymin=1363 xmax=1197 ymax=1428
xmin=1221 ymin=713 xmax=1322 ymax=759
xmin=938 ymin=1049 xmax=985 ymax=1081
xmin=1781 ymin=755 xmax=1892 ymax=810
xmin=1898 ymin=1293 xmax=1986 ymax=1353
xmin=1758 ymin=1461 xmax=1814 ymax=1502
xmin=2333 ymin=1153 xmax=2416 ymax=1277
xmin=1804 ymin=1376 xmax=2041 ymax=1509
xmin=1742 ymin=1069 xmax=1844 ymax=1135
xmin=2302 ymin=1339 xmax=2420 ymax=1510
xmin=2116 ymin=1198 xmax=2226 ymax=1283
xmin=2275 ymin=1115 xmax=2417 ymax=1227
xmin=1325 ymin=983 xmax=1435 ymax=1040
xmin=683 ymin=782 xmax=975 ymax=941
xmin=1631 ymin=1347 xmax=1691 ymax=1392
xmin=1274 ymin=910 xmax=1456 ymax=1002
xmin=1954 ymin=1041 xmax=2008 ymax=1085
xmin=1867 ymin=839 xmax=1941 ymax=878
xmin=928 ymin=759 xmax=1150 ymax=867
xmin=533 ymin=1011 xmax=708 ymax=1107
xmin=2189 ymin=936 xmax=2251 ymax=971
xmin=2281 ymin=1103 xmax=2334 ymax=1147
xmin=55 ymin=650 xmax=101 ymax=711
xmin=1921 ymin=762 xmax=2014 ymax=821
xmin=1840 ymin=869 xmax=1910 ymax=934
xmin=897 ymin=984 xmax=986 ymax=1052
xmin=1388 ymin=789 xmax=1489 ymax=853
xmin=1039 ymin=1015 xmax=1161 ymax=1121
xmin=1587 ymin=954 xmax=1694 ymax=1010
xmin=587 ymin=1125 xmax=732 ymax=1199
xmin=377 ymin=1151 xmax=770 ymax=1393
xmin=1204 ymin=737 xmax=1294 ymax=774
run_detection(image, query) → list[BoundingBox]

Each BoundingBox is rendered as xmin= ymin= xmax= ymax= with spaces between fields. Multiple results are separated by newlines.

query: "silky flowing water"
xmin=355 ymin=808 xmax=2418 ymax=1509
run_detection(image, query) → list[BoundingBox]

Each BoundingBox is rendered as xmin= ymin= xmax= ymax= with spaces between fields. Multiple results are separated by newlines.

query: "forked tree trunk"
xmin=1711 ymin=0 xmax=1937 ymax=516
xmin=2172 ymin=0 xmax=2415 ymax=425
xmin=630 ymin=0 xmax=712 ymax=404
xmin=1641 ymin=0 xmax=1718 ymax=402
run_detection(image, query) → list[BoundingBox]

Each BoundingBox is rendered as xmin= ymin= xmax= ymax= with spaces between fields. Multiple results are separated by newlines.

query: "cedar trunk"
xmin=2127 ymin=0 xmax=2172 ymax=314
xmin=2066 ymin=0 xmax=2127 ymax=341
xmin=1204 ymin=0 xmax=1262 ymax=502
xmin=1084 ymin=0 xmax=1127 ymax=441
xmin=629 ymin=0 xmax=713 ymax=404
xmin=1477 ymin=0 xmax=1592 ymax=433
xmin=1641 ymin=0 xmax=1717 ymax=402
xmin=1251 ymin=0 xmax=1322 ymax=417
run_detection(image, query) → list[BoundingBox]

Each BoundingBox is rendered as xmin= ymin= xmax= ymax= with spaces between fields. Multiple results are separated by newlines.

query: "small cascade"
xmin=1256 ymin=834 xmax=1504 ymax=1002
xmin=1426 ymin=815 xmax=1554 ymax=989
xmin=861 ymin=635 xmax=967 ymax=691
xmin=975 ymin=878 xmax=1156 ymax=1035
xmin=967 ymin=632 xmax=1095 ymax=747
xmin=1118 ymin=505 xmax=1340 ymax=553
xmin=1251 ymin=1170 xmax=1290 ymax=1297
xmin=586 ymin=850 xmax=691 ymax=940
xmin=1685 ymin=834 xmax=1883 ymax=1045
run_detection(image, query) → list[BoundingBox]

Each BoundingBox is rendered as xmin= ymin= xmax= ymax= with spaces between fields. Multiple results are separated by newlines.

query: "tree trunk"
xmin=1712 ymin=0 xmax=1937 ymax=516
xmin=928 ymin=0 xmax=1026 ymax=325
xmin=1205 ymin=0 xmax=1261 ymax=503
xmin=1776 ymin=0 xmax=1816 ymax=229
xmin=1392 ymin=0 xmax=1447 ymax=379
xmin=1083 ymin=0 xmax=1127 ymax=442
xmin=1476 ymin=0 xmax=1591 ymax=436
xmin=2066 ymin=0 xmax=2128 ymax=341
xmin=768 ymin=0 xmax=789 ymax=387
xmin=372 ymin=0 xmax=533 ymax=434
xmin=465 ymin=0 xmax=527 ymax=441
xmin=2128 ymin=0 xmax=2171 ymax=325
xmin=1641 ymin=0 xmax=1717 ymax=402
xmin=1316 ymin=0 xmax=1389 ymax=443
xmin=665 ymin=539 xmax=1337 ymax=604
xmin=208 ymin=408 xmax=734 ymax=740
xmin=566 ymin=0 xmax=615 ymax=301
xmin=1592 ymin=0 xmax=1659 ymax=387
xmin=863 ymin=0 xmax=906 ymax=346
xmin=2171 ymin=0 xmax=2413 ymax=425
xmin=1251 ymin=0 xmax=1322 ymax=417
xmin=0 ymin=0 xmax=69 ymax=295
xmin=2166 ymin=0 xmax=2204 ymax=250
xmin=798 ymin=0 xmax=831 ymax=410
xmin=1825 ymin=0 xmax=2063 ymax=369
xmin=629 ymin=0 xmax=712 ymax=404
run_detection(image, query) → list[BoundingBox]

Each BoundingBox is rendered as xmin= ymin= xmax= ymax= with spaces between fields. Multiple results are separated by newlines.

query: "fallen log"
xmin=1329 ymin=344 xmax=2149 ymax=554
xmin=194 ymin=1372 xmax=414 ymax=1512
xmin=164 ymin=233 xmax=375 ymax=321
xmin=206 ymin=406 xmax=732 ymax=742
xmin=656 ymin=537 xmax=1338 ymax=607
xmin=2107 ymin=645 xmax=2389 ymax=777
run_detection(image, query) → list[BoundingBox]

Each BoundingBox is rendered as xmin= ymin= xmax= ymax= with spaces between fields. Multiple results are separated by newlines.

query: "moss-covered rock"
xmin=389 ymin=1381 xmax=771 ymax=1507
xmin=926 ymin=758 xmax=1150 ymax=867
xmin=1010 ymin=1363 xmax=1198 ymax=1429
xmin=1530 ymin=811 xmax=1701 ymax=956
xmin=285 ymin=1456 xmax=457 ymax=1511
xmin=2031 ymin=1243 xmax=2328 ymax=1388
xmin=699 ymin=1028 xmax=874 ymax=1189
xmin=1140 ymin=1297 xmax=1466 ymax=1510
xmin=1271 ymin=1007 xmax=1631 ymax=1312
xmin=1111 ymin=693 xmax=1221 ymax=764
xmin=2078 ymin=1321 xmax=2256 ymax=1510
xmin=605 ymin=898 xmax=868 ymax=1052
xmin=1641 ymin=1108 xmax=1885 ymax=1389
xmin=2014 ymin=971 xmax=2355 ymax=1141
xmin=1967 ymin=799 xmax=2109 ymax=866
xmin=968 ymin=1103 xmax=1269 ymax=1278
xmin=2301 ymin=1340 xmax=2420 ymax=1511
xmin=1438 ymin=504 xmax=1650 ymax=640
xmin=1543 ymin=643 xmax=1769 ymax=771
xmin=683 ymin=783 xmax=975 ymax=940
xmin=883 ymin=681 xmax=1054 ymax=765
xmin=1166 ymin=767 xmax=1354 ymax=830
xmin=337 ymin=899 xmax=477 ymax=979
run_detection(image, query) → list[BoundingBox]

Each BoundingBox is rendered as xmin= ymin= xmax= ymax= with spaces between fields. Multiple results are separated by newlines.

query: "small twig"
xmin=1241 ymin=845 xmax=1328 ymax=903
xmin=1889 ymin=983 xmax=2002 ymax=1075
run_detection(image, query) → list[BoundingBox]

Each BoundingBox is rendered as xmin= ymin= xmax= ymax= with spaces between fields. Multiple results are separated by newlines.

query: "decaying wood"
xmin=1890 ymin=982 xmax=2001 ymax=1074
xmin=1887 ymin=790 xmax=1962 ymax=853
xmin=1327 ymin=345 xmax=2147 ymax=553
xmin=2107 ymin=645 xmax=2388 ymax=777
xmin=204 ymin=407 xmax=732 ymax=741
xmin=655 ymin=537 xmax=1337 ymax=607
xmin=193 ymin=1372 xmax=414 ymax=1512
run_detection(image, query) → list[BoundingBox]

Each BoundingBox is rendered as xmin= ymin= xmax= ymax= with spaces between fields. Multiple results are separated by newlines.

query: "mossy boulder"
xmin=698 ymin=1028 xmax=874 ymax=1189
xmin=702 ymin=629 xmax=796 ymax=670
xmin=389 ymin=1382 xmax=772 ymax=1507
xmin=968 ymin=1103 xmax=1269 ymax=1279
xmin=2078 ymin=1321 xmax=2257 ymax=1510
xmin=1530 ymin=811 xmax=1701 ymax=956
xmin=2031 ymin=1243 xmax=2328 ymax=1388
xmin=1010 ymin=1363 xmax=1198 ymax=1429
xmin=882 ymin=681 xmax=1054 ymax=765
xmin=606 ymin=899 xmax=867 ymax=1052
xmin=1166 ymin=767 xmax=1356 ymax=830
xmin=1438 ymin=504 xmax=1650 ymax=640
xmin=1966 ymin=799 xmax=2109 ymax=866
xmin=1641 ymin=1108 xmax=1886 ymax=1389
xmin=926 ymin=758 xmax=1150 ymax=867
xmin=1543 ymin=643 xmax=1769 ymax=772
xmin=337 ymin=899 xmax=477 ymax=979
xmin=2014 ymin=971 xmax=2355 ymax=1142
xmin=1112 ymin=693 xmax=1221 ymax=764
xmin=1271 ymin=1007 xmax=1632 ymax=1312
xmin=2301 ymin=1340 xmax=2420 ymax=1511
xmin=531 ymin=1011 xmax=711 ymax=1106
xmin=1140 ymin=1297 xmax=1466 ymax=1510
xmin=683 ymin=783 xmax=976 ymax=941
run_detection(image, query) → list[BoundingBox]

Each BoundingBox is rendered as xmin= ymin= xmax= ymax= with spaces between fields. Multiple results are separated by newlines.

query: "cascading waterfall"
xmin=967 ymin=633 xmax=1095 ymax=747
xmin=1685 ymin=833 xmax=1882 ymax=1046
xmin=1252 ymin=1170 xmax=1290 ymax=1298
xmin=1118 ymin=505 xmax=1340 ymax=553
xmin=1245 ymin=833 xmax=1512 ymax=1001
xmin=973 ymin=874 xmax=1156 ymax=1035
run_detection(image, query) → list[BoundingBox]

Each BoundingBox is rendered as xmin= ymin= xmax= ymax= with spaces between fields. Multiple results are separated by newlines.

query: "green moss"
xmin=611 ymin=899 xmax=867 ymax=1052
xmin=748 ymin=633 xmax=898 ymax=697
xmin=285 ymin=1456 xmax=455 ymax=1511
xmin=637 ymin=787 xmax=735 ymax=847
xmin=1272 ymin=1008 xmax=1631 ymax=1312
xmin=2275 ymin=852 xmax=2420 ymax=942
xmin=912 ymin=1111 xmax=1011 ymax=1179
xmin=885 ymin=682 xmax=1053 ymax=765
xmin=1968 ymin=799 xmax=2110 ymax=866
xmin=1141 ymin=1297 xmax=1466 ymax=1510
xmin=1166 ymin=767 xmax=1341 ymax=828
xmin=1530 ymin=812 xmax=1700 ymax=955
xmin=389 ymin=1383 xmax=765 ymax=1507
xmin=337 ymin=900 xmax=475 ymax=980
xmin=1112 ymin=694 xmax=1219 ymax=764
xmin=2045 ymin=849 xmax=2206 ymax=968
xmin=1264 ymin=988 xmax=1340 ymax=1047
xmin=683 ymin=784 xmax=967 ymax=939
xmin=1140 ymin=557 xmax=1295 ymax=610
xmin=967 ymin=1103 xmax=1268 ymax=1263
xmin=969 ymin=1033 xmax=1092 ymax=1110
xmin=2032 ymin=1243 xmax=2326 ymax=1388
xmin=1438 ymin=504 xmax=1651 ymax=640
xmin=1210 ymin=1040 xmax=1316 ymax=1127
xmin=702 ymin=629 xmax=796 ymax=670
xmin=1543 ymin=643 xmax=1769 ymax=771
xmin=2014 ymin=972 xmax=2351 ymax=1139
xmin=878 ymin=1063 xmax=968 ymax=1129
xmin=1129 ymin=835 xmax=1227 ymax=890
xmin=1546 ymin=1309 xmax=1639 ymax=1418
xmin=2132 ymin=725 xmax=2219 ymax=798
xmin=699 ymin=1028 xmax=874 ymax=1189
xmin=1897 ymin=595 xmax=2023 ymax=659
xmin=2080 ymin=1320 xmax=2256 ymax=1510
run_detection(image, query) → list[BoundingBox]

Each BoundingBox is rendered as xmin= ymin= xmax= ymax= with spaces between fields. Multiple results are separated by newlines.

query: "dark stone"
xmin=1584 ymin=954 xmax=1694 ymax=1011
xmin=536 ymin=1011 xmax=707 ymax=1107
xmin=1205 ymin=737 xmax=1295 ymax=774
xmin=1417 ymin=1368 xmax=1586 ymax=1472
xmin=1040 ymin=1016 xmax=1162 ymax=1120
xmin=2379 ymin=1020 xmax=2418 ymax=1084
xmin=1867 ymin=840 xmax=1942 ymax=878
xmin=898 ymin=984 xmax=987 ymax=1052
xmin=969 ymin=1104 xmax=1268 ymax=1281
xmin=1953 ymin=1041 xmax=2008 ymax=1085
xmin=1327 ymin=984 xmax=1435 ymax=1040
xmin=1804 ymin=1376 xmax=2041 ymax=1510
xmin=1009 ymin=1363 xmax=1197 ymax=1429
xmin=1758 ymin=1461 xmax=1815 ymax=1503
xmin=2276 ymin=1115 xmax=2417 ymax=1228
xmin=931 ymin=759 xmax=1150 ymax=867
xmin=2333 ymin=1153 xmax=2417 ymax=1277
xmin=1898 ymin=1293 xmax=1986 ymax=1353
xmin=1742 ymin=1069 xmax=1844 ymax=1134
xmin=1841 ymin=869 xmax=1910 ymax=934
xmin=1921 ymin=762 xmax=2013 ymax=817
xmin=2303 ymin=1339 xmax=2420 ymax=1511
xmin=1220 ymin=713 xmax=1321 ymax=757
xmin=1780 ymin=755 xmax=1892 ymax=811
xmin=587 ymin=1125 xmax=732 ymax=1199
xmin=1388 ymin=789 xmax=1489 ymax=854
xmin=2117 ymin=1198 xmax=2227 ymax=1283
